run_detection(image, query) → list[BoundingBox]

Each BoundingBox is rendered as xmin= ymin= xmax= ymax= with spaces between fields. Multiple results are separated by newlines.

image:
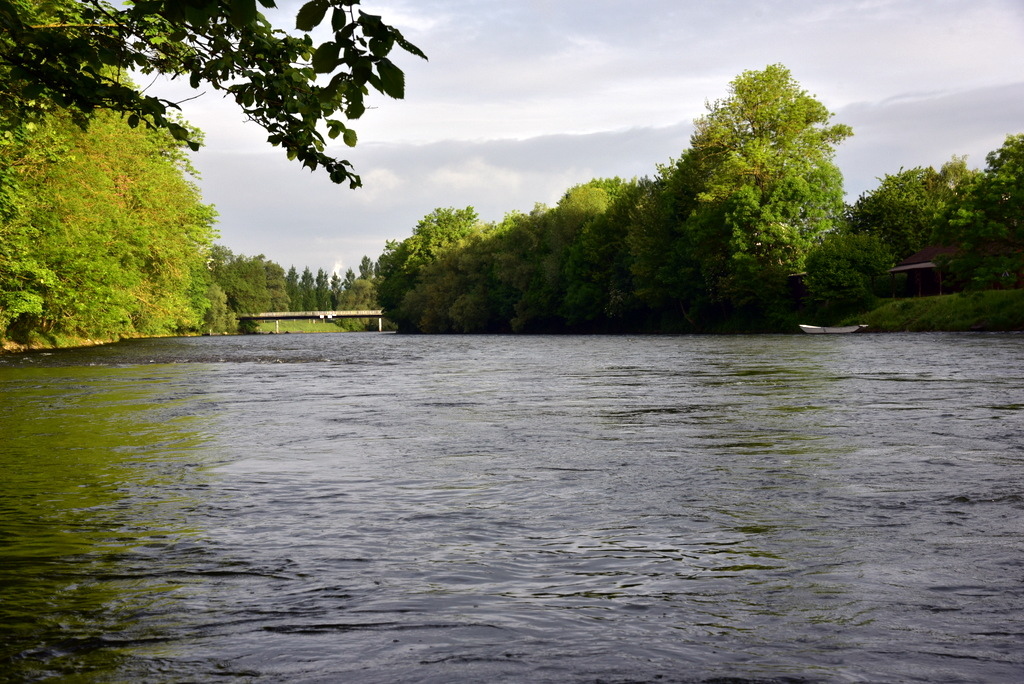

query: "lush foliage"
xmin=1 ymin=0 xmax=413 ymax=345
xmin=374 ymin=66 xmax=1022 ymax=334
xmin=377 ymin=206 xmax=483 ymax=329
xmin=378 ymin=66 xmax=856 ymax=333
xmin=0 ymin=0 xmax=424 ymax=188
xmin=847 ymin=158 xmax=978 ymax=261
xmin=641 ymin=64 xmax=851 ymax=327
xmin=937 ymin=134 xmax=1024 ymax=290
xmin=803 ymin=233 xmax=892 ymax=311
xmin=1 ymin=108 xmax=216 ymax=344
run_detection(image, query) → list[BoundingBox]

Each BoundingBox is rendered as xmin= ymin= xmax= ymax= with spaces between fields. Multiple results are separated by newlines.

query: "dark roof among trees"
xmin=889 ymin=246 xmax=958 ymax=273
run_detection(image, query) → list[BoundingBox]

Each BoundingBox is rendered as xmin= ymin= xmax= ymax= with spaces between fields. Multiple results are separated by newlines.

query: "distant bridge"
xmin=237 ymin=310 xmax=385 ymax=331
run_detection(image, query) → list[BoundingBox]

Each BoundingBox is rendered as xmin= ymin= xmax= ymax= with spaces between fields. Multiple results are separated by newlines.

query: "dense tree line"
xmin=6 ymin=50 xmax=1017 ymax=344
xmin=376 ymin=66 xmax=1022 ymax=334
xmin=1 ymin=107 xmax=217 ymax=345
xmin=379 ymin=65 xmax=850 ymax=333
xmin=0 ymin=96 xmax=382 ymax=344
xmin=203 ymin=247 xmax=381 ymax=333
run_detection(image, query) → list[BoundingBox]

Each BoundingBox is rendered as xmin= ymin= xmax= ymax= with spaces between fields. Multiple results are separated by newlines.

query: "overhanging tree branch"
xmin=0 ymin=0 xmax=425 ymax=188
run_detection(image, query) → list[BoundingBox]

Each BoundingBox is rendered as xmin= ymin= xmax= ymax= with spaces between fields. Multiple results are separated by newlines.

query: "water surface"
xmin=2 ymin=333 xmax=1022 ymax=682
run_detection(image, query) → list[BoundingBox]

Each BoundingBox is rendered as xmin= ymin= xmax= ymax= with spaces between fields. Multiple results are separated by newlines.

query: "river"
xmin=1 ymin=332 xmax=1022 ymax=682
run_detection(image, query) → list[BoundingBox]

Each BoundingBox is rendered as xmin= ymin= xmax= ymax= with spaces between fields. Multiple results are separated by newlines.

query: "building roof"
xmin=889 ymin=246 xmax=957 ymax=273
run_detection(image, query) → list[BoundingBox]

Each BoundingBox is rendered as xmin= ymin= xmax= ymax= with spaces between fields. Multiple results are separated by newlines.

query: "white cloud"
xmin=351 ymin=167 xmax=406 ymax=204
xmin=427 ymin=157 xmax=523 ymax=193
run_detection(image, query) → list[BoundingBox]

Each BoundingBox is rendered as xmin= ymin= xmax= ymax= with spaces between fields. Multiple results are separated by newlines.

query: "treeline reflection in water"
xmin=1 ymin=332 xmax=1022 ymax=682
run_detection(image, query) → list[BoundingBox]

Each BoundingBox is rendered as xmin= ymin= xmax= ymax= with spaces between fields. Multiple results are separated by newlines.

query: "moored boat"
xmin=799 ymin=324 xmax=867 ymax=334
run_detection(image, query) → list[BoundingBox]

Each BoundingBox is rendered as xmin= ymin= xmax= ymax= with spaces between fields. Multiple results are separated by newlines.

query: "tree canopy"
xmin=0 ymin=0 xmax=425 ymax=187
xmin=637 ymin=64 xmax=851 ymax=324
xmin=368 ymin=66 xmax=864 ymax=333
xmin=938 ymin=134 xmax=1024 ymax=289
xmin=1 ymin=107 xmax=216 ymax=342
xmin=848 ymin=158 xmax=978 ymax=261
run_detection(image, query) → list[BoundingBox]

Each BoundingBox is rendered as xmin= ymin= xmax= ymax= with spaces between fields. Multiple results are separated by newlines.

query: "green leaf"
xmin=369 ymin=36 xmax=393 ymax=58
xmin=343 ymin=128 xmax=357 ymax=147
xmin=229 ymin=0 xmax=258 ymax=29
xmin=168 ymin=123 xmax=188 ymax=140
xmin=311 ymin=41 xmax=341 ymax=73
xmin=395 ymin=34 xmax=427 ymax=60
xmin=375 ymin=59 xmax=405 ymax=99
xmin=331 ymin=7 xmax=351 ymax=33
xmin=346 ymin=99 xmax=365 ymax=119
xmin=296 ymin=0 xmax=329 ymax=32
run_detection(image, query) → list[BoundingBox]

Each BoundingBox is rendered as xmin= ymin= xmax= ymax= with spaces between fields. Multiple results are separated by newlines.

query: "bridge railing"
xmin=237 ymin=310 xmax=383 ymax=320
xmin=236 ymin=310 xmax=386 ymax=332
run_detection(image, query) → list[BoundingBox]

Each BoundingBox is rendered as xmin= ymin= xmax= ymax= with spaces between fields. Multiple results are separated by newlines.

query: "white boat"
xmin=799 ymin=324 xmax=867 ymax=334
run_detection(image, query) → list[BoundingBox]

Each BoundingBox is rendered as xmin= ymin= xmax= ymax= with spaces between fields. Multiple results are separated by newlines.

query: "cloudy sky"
xmin=149 ymin=0 xmax=1024 ymax=276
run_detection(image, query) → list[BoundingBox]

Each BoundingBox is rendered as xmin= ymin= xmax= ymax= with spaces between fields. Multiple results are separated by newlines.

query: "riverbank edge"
xmin=0 ymin=333 xmax=198 ymax=355
xmin=4 ymin=290 xmax=1021 ymax=353
xmin=0 ymin=330 xmax=374 ymax=355
xmin=845 ymin=289 xmax=1024 ymax=332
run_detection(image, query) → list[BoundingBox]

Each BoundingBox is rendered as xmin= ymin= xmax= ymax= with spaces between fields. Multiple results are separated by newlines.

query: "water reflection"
xmin=0 ymin=365 xmax=215 ymax=680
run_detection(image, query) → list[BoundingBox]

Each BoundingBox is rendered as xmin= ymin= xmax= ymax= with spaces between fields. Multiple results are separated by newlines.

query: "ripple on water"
xmin=2 ymin=332 xmax=1023 ymax=682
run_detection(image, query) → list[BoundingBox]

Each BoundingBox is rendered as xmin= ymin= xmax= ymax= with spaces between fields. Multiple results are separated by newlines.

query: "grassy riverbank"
xmin=849 ymin=289 xmax=1024 ymax=332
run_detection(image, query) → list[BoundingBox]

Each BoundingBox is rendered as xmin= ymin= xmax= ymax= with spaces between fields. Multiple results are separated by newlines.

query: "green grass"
xmin=850 ymin=289 xmax=1024 ymax=332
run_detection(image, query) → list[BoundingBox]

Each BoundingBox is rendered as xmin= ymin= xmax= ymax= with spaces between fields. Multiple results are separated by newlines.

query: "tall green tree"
xmin=264 ymin=260 xmax=290 ymax=311
xmin=673 ymin=64 xmax=851 ymax=323
xmin=507 ymin=182 xmax=615 ymax=331
xmin=329 ymin=271 xmax=343 ymax=308
xmin=358 ymin=255 xmax=376 ymax=280
xmin=314 ymin=268 xmax=330 ymax=309
xmin=285 ymin=265 xmax=300 ymax=309
xmin=342 ymin=268 xmax=357 ymax=291
xmin=938 ymin=134 xmax=1024 ymax=289
xmin=0 ymin=0 xmax=425 ymax=188
xmin=207 ymin=247 xmax=290 ymax=315
xmin=298 ymin=266 xmax=316 ymax=310
xmin=561 ymin=178 xmax=638 ymax=328
xmin=202 ymin=282 xmax=236 ymax=333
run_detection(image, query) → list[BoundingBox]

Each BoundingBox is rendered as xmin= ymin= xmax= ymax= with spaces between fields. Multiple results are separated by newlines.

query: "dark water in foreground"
xmin=1 ymin=332 xmax=1022 ymax=683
